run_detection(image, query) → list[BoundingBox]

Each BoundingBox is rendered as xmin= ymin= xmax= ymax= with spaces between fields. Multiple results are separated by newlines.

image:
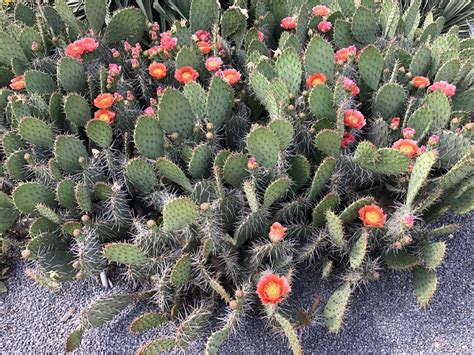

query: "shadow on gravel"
xmin=0 ymin=213 xmax=472 ymax=354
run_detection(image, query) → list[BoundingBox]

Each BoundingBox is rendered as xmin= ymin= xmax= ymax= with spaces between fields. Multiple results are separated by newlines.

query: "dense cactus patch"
xmin=0 ymin=0 xmax=472 ymax=353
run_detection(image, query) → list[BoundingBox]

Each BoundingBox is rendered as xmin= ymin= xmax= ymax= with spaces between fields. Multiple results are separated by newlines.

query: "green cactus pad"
xmin=367 ymin=118 xmax=389 ymax=147
xmin=177 ymin=306 xmax=212 ymax=347
xmin=36 ymin=203 xmax=61 ymax=224
xmin=64 ymin=327 xmax=84 ymax=353
xmin=125 ymin=158 xmax=158 ymax=194
xmin=274 ymin=313 xmax=303 ymax=355
xmin=452 ymin=88 xmax=474 ymax=112
xmin=268 ymin=119 xmax=294 ymax=150
xmin=24 ymin=70 xmax=57 ymax=95
xmin=307 ymin=157 xmax=336 ymax=202
xmin=158 ymin=88 xmax=195 ymax=137
xmin=436 ymin=130 xmax=470 ymax=169
xmin=208 ymin=278 xmax=231 ymax=302
xmin=43 ymin=6 xmax=65 ymax=36
xmin=324 ymin=282 xmax=351 ymax=333
xmin=375 ymin=83 xmax=405 ymax=119
xmin=56 ymin=179 xmax=77 ymax=210
xmin=249 ymin=71 xmax=279 ymax=119
xmin=434 ymin=58 xmax=460 ymax=83
xmin=156 ymin=158 xmax=192 ymax=191
xmin=207 ymin=76 xmax=234 ymax=130
xmin=304 ymin=36 xmax=334 ymax=83
xmin=49 ymin=92 xmax=65 ymax=128
xmin=2 ymin=132 xmax=26 ymax=156
xmin=163 ymin=197 xmax=199 ymax=231
xmin=6 ymin=151 xmax=29 ymax=181
xmin=351 ymin=6 xmax=377 ymax=44
xmin=246 ymin=127 xmax=280 ymax=169
xmin=315 ymin=129 xmax=340 ymax=157
xmin=234 ymin=210 xmax=268 ymax=247
xmin=374 ymin=148 xmax=411 ymax=175
xmin=0 ymin=32 xmax=28 ymax=65
xmin=85 ymin=0 xmax=106 ymax=34
xmin=349 ymin=230 xmax=368 ymax=269
xmin=103 ymin=243 xmax=149 ymax=265
xmin=171 ymin=254 xmax=192 ymax=287
xmin=64 ymin=94 xmax=91 ymax=128
xmin=288 ymin=155 xmax=310 ymax=192
xmin=0 ymin=192 xmax=19 ymax=233
xmin=184 ymin=82 xmax=207 ymax=121
xmin=104 ymin=8 xmax=146 ymax=44
xmin=221 ymin=7 xmax=245 ymax=38
xmin=406 ymin=106 xmax=432 ymax=141
xmin=29 ymin=217 xmax=58 ymax=237
xmin=402 ymin=0 xmax=421 ymax=40
xmin=384 ymin=251 xmax=420 ymax=270
xmin=189 ymin=144 xmax=212 ymax=179
xmin=133 ymin=116 xmax=164 ymax=159
xmin=129 ymin=312 xmax=167 ymax=333
xmin=13 ymin=182 xmax=56 ymax=214
xmin=20 ymin=28 xmax=44 ymax=59
xmin=353 ymin=141 xmax=378 ymax=165
xmin=189 ymin=0 xmax=220 ymax=32
xmin=275 ymin=47 xmax=302 ymax=95
xmin=81 ymin=294 xmax=135 ymax=328
xmin=58 ymin=57 xmax=86 ymax=93
xmin=175 ymin=47 xmax=200 ymax=70
xmin=338 ymin=0 xmax=356 ymax=17
xmin=406 ymin=151 xmax=437 ymax=207
xmin=55 ymin=0 xmax=83 ymax=36
xmin=75 ymin=183 xmax=92 ymax=212
xmin=54 ymin=135 xmax=88 ymax=172
xmin=425 ymin=90 xmax=451 ymax=131
xmin=435 ymin=152 xmax=474 ymax=191
xmin=334 ymin=20 xmax=355 ymax=48
xmin=326 ymin=210 xmax=346 ymax=248
xmin=450 ymin=182 xmax=474 ymax=215
xmin=205 ymin=318 xmax=233 ymax=355
xmin=213 ymin=150 xmax=231 ymax=170
xmin=409 ymin=45 xmax=432 ymax=77
xmin=263 ymin=177 xmax=290 ymax=208
xmin=93 ymin=182 xmax=113 ymax=200
xmin=312 ymin=193 xmax=340 ymax=227
xmin=137 ymin=338 xmax=176 ymax=355
xmin=223 ymin=153 xmax=249 ymax=188
xmin=309 ymin=85 xmax=337 ymax=121
xmin=14 ymin=3 xmax=36 ymax=26
xmin=86 ymin=119 xmax=112 ymax=148
xmin=422 ymin=242 xmax=446 ymax=269
xmin=413 ymin=267 xmax=437 ymax=307
xmin=358 ymin=46 xmax=383 ymax=90
xmin=18 ymin=117 xmax=53 ymax=148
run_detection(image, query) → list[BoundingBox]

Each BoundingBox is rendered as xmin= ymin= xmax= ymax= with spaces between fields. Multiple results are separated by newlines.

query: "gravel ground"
xmin=0 ymin=213 xmax=472 ymax=354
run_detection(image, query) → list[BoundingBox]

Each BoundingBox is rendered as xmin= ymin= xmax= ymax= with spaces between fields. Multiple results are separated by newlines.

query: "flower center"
xmin=99 ymin=114 xmax=109 ymax=121
xmin=264 ymin=281 xmax=281 ymax=299
xmin=153 ymin=68 xmax=163 ymax=76
xmin=399 ymin=144 xmax=414 ymax=154
xmin=182 ymin=72 xmax=192 ymax=80
xmin=312 ymin=78 xmax=323 ymax=86
xmin=365 ymin=211 xmax=379 ymax=223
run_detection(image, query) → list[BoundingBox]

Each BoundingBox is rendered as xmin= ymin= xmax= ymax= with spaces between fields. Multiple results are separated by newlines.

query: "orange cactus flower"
xmin=256 ymin=274 xmax=291 ymax=305
xmin=205 ymin=56 xmax=223 ymax=72
xmin=269 ymin=222 xmax=287 ymax=243
xmin=197 ymin=41 xmax=212 ymax=55
xmin=359 ymin=204 xmax=386 ymax=227
xmin=410 ymin=76 xmax=430 ymax=89
xmin=9 ymin=75 xmax=25 ymax=90
xmin=312 ymin=5 xmax=330 ymax=17
xmin=281 ymin=17 xmax=297 ymax=30
xmin=344 ymin=109 xmax=366 ymax=129
xmin=392 ymin=139 xmax=419 ymax=158
xmin=149 ymin=62 xmax=167 ymax=79
xmin=175 ymin=66 xmax=199 ymax=83
xmin=65 ymin=41 xmax=84 ymax=58
xmin=94 ymin=93 xmax=114 ymax=110
xmin=217 ymin=69 xmax=241 ymax=86
xmin=306 ymin=73 xmax=327 ymax=88
xmin=335 ymin=45 xmax=357 ymax=64
xmin=94 ymin=109 xmax=116 ymax=124
xmin=79 ymin=38 xmax=99 ymax=53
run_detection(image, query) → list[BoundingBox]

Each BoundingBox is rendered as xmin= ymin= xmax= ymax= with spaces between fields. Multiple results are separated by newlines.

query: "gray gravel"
xmin=1 ymin=213 xmax=472 ymax=354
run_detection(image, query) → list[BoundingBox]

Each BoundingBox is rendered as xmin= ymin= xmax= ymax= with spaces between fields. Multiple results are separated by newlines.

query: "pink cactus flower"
xmin=247 ymin=156 xmax=258 ymax=170
xmin=144 ymin=107 xmax=155 ymax=116
xmin=403 ymin=128 xmax=416 ymax=139
xmin=312 ymin=5 xmax=330 ymax=17
xmin=428 ymin=81 xmax=456 ymax=97
xmin=194 ymin=30 xmax=211 ymax=42
xmin=108 ymin=64 xmax=122 ymax=77
xmin=31 ymin=41 xmax=39 ymax=52
xmin=281 ymin=17 xmax=297 ymax=29
xmin=205 ymin=56 xmax=223 ymax=72
xmin=317 ymin=21 xmax=332 ymax=33
xmin=427 ymin=135 xmax=439 ymax=146
xmin=160 ymin=31 xmax=178 ymax=51
xmin=343 ymin=77 xmax=359 ymax=96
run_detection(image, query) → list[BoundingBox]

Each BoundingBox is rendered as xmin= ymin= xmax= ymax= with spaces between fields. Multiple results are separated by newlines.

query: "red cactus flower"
xmin=312 ymin=5 xmax=330 ymax=17
xmin=410 ymin=76 xmax=430 ymax=89
xmin=359 ymin=204 xmax=386 ymax=227
xmin=94 ymin=93 xmax=114 ymax=110
xmin=269 ymin=222 xmax=287 ymax=243
xmin=256 ymin=273 xmax=291 ymax=305
xmin=392 ymin=139 xmax=419 ymax=158
xmin=198 ymin=41 xmax=212 ymax=55
xmin=281 ymin=17 xmax=297 ymax=29
xmin=175 ymin=66 xmax=199 ymax=83
xmin=149 ymin=62 xmax=167 ymax=79
xmin=335 ymin=45 xmax=357 ymax=64
xmin=318 ymin=21 xmax=332 ymax=33
xmin=217 ymin=69 xmax=241 ymax=86
xmin=65 ymin=41 xmax=84 ymax=58
xmin=390 ymin=117 xmax=400 ymax=130
xmin=94 ymin=109 xmax=116 ymax=124
xmin=340 ymin=131 xmax=356 ymax=148
xmin=9 ymin=75 xmax=25 ymax=90
xmin=428 ymin=81 xmax=456 ymax=97
xmin=344 ymin=109 xmax=366 ymax=130
xmin=306 ymin=73 xmax=327 ymax=88
xmin=80 ymin=38 xmax=99 ymax=52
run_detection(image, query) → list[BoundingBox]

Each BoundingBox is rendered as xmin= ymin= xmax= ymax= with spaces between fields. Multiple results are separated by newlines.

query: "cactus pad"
xmin=0 ymin=192 xmax=19 ymax=233
xmin=324 ymin=282 xmax=351 ymax=333
xmin=263 ymin=177 xmax=290 ymax=208
xmin=326 ymin=210 xmax=346 ymax=248
xmin=189 ymin=144 xmax=212 ymax=179
xmin=171 ymin=254 xmax=192 ymax=287
xmin=358 ymin=46 xmax=383 ymax=90
xmin=156 ymin=158 xmax=192 ymax=191
xmin=58 ymin=57 xmax=86 ymax=93
xmin=207 ymin=76 xmax=234 ymax=129
xmin=13 ymin=182 xmax=56 ymax=214
xmin=304 ymin=36 xmax=334 ymax=83
xmin=54 ymin=135 xmax=88 ymax=172
xmin=246 ymin=127 xmax=280 ymax=169
xmin=125 ymin=158 xmax=158 ymax=194
xmin=375 ymin=83 xmax=405 ymax=119
xmin=315 ymin=129 xmax=340 ymax=157
xmin=189 ymin=0 xmax=220 ymax=32
xmin=129 ymin=312 xmax=167 ymax=333
xmin=163 ymin=197 xmax=199 ymax=231
xmin=75 ymin=183 xmax=92 ymax=212
xmin=413 ymin=267 xmax=437 ymax=307
xmin=223 ymin=153 xmax=249 ymax=188
xmin=64 ymin=94 xmax=91 ymax=128
xmin=351 ymin=6 xmax=377 ymax=44
xmin=86 ymin=119 xmax=112 ymax=148
xmin=312 ymin=193 xmax=340 ymax=227
xmin=104 ymin=243 xmax=149 ymax=265
xmin=276 ymin=48 xmax=302 ymax=95
xmin=25 ymin=70 xmax=57 ymax=95
xmin=137 ymin=338 xmax=176 ymax=355
xmin=56 ymin=179 xmax=77 ymax=210
xmin=133 ymin=116 xmax=164 ymax=159
xmin=349 ymin=230 xmax=368 ymax=269
xmin=158 ymin=88 xmax=195 ymax=137
xmin=406 ymin=151 xmax=437 ymax=207
xmin=85 ymin=0 xmax=106 ymax=34
xmin=309 ymin=85 xmax=337 ymax=121
xmin=104 ymin=8 xmax=146 ymax=44
xmin=18 ymin=117 xmax=54 ymax=148
xmin=307 ymin=157 xmax=336 ymax=202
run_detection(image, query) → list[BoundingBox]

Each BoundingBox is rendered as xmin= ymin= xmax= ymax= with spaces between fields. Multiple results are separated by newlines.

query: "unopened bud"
xmin=81 ymin=215 xmax=90 ymax=223
xmin=229 ymin=300 xmax=239 ymax=310
xmin=398 ymin=66 xmax=405 ymax=73
xmin=287 ymin=104 xmax=295 ymax=111
xmin=200 ymin=203 xmax=210 ymax=212
xmin=402 ymin=235 xmax=412 ymax=244
xmin=406 ymin=72 xmax=412 ymax=78
xmin=21 ymin=249 xmax=31 ymax=259
xmin=147 ymin=219 xmax=156 ymax=229
xmin=393 ymin=241 xmax=402 ymax=250
xmin=170 ymin=132 xmax=179 ymax=140
xmin=235 ymin=289 xmax=244 ymax=298
xmin=75 ymin=272 xmax=85 ymax=280
xmin=206 ymin=132 xmax=214 ymax=140
xmin=206 ymin=122 xmax=214 ymax=130
xmin=72 ymin=260 xmax=81 ymax=269
xmin=73 ymin=229 xmax=82 ymax=238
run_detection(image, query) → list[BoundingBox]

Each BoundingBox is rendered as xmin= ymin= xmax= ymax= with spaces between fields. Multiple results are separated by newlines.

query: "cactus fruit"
xmin=0 ymin=1 xmax=472 ymax=353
